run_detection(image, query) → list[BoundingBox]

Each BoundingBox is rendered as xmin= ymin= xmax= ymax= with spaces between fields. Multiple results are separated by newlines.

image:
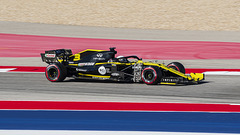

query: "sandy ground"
xmin=0 ymin=0 xmax=239 ymax=31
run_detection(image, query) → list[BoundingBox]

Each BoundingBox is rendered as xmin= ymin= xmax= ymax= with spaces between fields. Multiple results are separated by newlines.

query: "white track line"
xmin=8 ymin=72 xmax=44 ymax=73
xmin=1 ymin=68 xmax=240 ymax=75
xmin=0 ymin=130 xmax=238 ymax=135
xmin=204 ymin=71 xmax=240 ymax=75
xmin=0 ymin=68 xmax=16 ymax=72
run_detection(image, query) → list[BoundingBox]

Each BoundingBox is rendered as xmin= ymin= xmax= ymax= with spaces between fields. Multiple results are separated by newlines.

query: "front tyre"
xmin=45 ymin=63 xmax=67 ymax=82
xmin=167 ymin=62 xmax=185 ymax=74
xmin=141 ymin=67 xmax=162 ymax=85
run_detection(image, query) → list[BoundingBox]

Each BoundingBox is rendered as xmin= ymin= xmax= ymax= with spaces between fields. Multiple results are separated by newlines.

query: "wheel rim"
xmin=145 ymin=71 xmax=154 ymax=80
xmin=48 ymin=67 xmax=58 ymax=80
xmin=143 ymin=70 xmax=156 ymax=83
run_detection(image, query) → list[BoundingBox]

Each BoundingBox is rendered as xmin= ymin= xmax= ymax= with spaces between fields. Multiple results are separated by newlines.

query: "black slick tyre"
xmin=167 ymin=62 xmax=185 ymax=74
xmin=141 ymin=67 xmax=162 ymax=85
xmin=45 ymin=63 xmax=67 ymax=82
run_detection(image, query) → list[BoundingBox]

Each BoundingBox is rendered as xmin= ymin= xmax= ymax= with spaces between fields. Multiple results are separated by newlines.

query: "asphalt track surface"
xmin=0 ymin=72 xmax=240 ymax=104
xmin=1 ymin=21 xmax=240 ymax=103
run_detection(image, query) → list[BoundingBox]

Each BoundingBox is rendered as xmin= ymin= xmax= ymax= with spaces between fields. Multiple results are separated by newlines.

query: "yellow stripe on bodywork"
xmin=159 ymin=64 xmax=192 ymax=80
xmin=95 ymin=62 xmax=133 ymax=66
xmin=69 ymin=62 xmax=133 ymax=67
xmin=78 ymin=73 xmax=110 ymax=78
xmin=69 ymin=64 xmax=78 ymax=66
xmin=160 ymin=82 xmax=177 ymax=85
xmin=78 ymin=49 xmax=106 ymax=53
xmin=142 ymin=62 xmax=192 ymax=80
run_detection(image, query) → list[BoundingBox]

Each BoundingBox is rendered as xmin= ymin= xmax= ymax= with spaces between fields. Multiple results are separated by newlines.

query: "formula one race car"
xmin=41 ymin=48 xmax=204 ymax=85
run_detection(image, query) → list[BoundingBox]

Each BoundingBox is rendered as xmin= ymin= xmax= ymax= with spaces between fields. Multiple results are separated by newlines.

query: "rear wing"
xmin=41 ymin=49 xmax=72 ymax=64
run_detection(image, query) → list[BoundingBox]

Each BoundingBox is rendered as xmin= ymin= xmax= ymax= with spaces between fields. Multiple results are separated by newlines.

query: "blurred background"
xmin=0 ymin=0 xmax=239 ymax=31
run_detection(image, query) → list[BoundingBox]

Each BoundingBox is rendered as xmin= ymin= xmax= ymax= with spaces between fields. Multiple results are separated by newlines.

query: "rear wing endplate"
xmin=41 ymin=49 xmax=72 ymax=63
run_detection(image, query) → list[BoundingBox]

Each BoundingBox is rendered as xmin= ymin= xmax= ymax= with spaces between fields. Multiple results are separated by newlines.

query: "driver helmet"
xmin=117 ymin=56 xmax=127 ymax=62
xmin=117 ymin=56 xmax=124 ymax=58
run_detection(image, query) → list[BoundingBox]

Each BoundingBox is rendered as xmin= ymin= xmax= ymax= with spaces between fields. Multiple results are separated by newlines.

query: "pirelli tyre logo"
xmin=45 ymin=54 xmax=56 ymax=58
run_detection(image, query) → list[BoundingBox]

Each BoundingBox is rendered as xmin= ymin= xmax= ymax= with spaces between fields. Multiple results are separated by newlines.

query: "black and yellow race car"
xmin=41 ymin=47 xmax=204 ymax=85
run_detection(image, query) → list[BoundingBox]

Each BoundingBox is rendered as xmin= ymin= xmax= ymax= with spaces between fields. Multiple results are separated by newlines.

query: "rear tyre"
xmin=45 ymin=63 xmax=67 ymax=82
xmin=167 ymin=62 xmax=185 ymax=74
xmin=141 ymin=67 xmax=162 ymax=85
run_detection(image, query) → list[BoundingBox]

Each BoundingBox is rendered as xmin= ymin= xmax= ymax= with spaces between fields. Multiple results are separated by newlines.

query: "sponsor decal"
xmin=93 ymin=53 xmax=105 ymax=60
xmin=78 ymin=63 xmax=85 ymax=66
xmin=92 ymin=76 xmax=109 ymax=80
xmin=93 ymin=57 xmax=106 ymax=61
xmin=98 ymin=66 xmax=107 ymax=75
xmin=162 ymin=78 xmax=179 ymax=82
xmin=111 ymin=73 xmax=119 ymax=76
xmin=106 ymin=68 xmax=111 ymax=73
xmin=96 ymin=53 xmax=103 ymax=57
xmin=45 ymin=54 xmax=55 ymax=58
xmin=76 ymin=68 xmax=87 ymax=72
xmin=78 ymin=63 xmax=95 ymax=66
